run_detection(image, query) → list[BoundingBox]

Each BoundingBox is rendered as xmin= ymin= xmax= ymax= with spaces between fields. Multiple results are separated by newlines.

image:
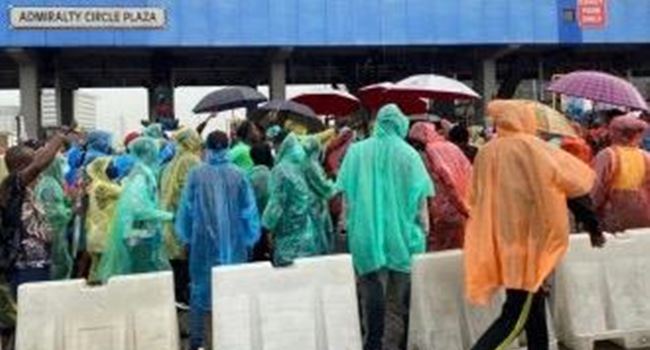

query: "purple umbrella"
xmin=548 ymin=71 xmax=648 ymax=111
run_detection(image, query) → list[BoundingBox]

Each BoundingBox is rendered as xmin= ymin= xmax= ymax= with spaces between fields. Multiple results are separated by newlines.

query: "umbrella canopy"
xmin=488 ymin=99 xmax=577 ymax=137
xmin=291 ymin=89 xmax=360 ymax=116
xmin=358 ymin=82 xmax=429 ymax=115
xmin=389 ymin=74 xmax=481 ymax=101
xmin=193 ymin=86 xmax=267 ymax=114
xmin=256 ymin=100 xmax=324 ymax=132
xmin=548 ymin=71 xmax=649 ymax=111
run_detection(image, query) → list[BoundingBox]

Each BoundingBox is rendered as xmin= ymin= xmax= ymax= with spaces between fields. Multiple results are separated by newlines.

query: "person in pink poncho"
xmin=408 ymin=122 xmax=472 ymax=251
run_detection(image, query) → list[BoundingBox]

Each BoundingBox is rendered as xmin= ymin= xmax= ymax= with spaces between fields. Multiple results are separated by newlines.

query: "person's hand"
xmin=589 ymin=232 xmax=606 ymax=248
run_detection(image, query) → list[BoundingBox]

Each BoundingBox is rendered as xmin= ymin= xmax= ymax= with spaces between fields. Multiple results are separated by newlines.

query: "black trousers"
xmin=170 ymin=259 xmax=190 ymax=305
xmin=471 ymin=289 xmax=548 ymax=350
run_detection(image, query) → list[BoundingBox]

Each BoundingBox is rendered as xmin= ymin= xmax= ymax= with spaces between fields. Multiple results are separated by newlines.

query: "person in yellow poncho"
xmin=85 ymin=157 xmax=122 ymax=282
xmin=160 ymin=128 xmax=202 ymax=304
xmin=464 ymin=100 xmax=605 ymax=350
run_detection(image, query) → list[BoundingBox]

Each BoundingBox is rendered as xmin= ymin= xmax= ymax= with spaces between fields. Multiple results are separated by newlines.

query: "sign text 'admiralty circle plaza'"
xmin=9 ymin=7 xmax=166 ymax=29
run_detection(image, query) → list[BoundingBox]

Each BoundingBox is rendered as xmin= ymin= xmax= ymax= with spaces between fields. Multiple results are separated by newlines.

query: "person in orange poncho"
xmin=591 ymin=114 xmax=650 ymax=233
xmin=465 ymin=100 xmax=605 ymax=350
xmin=408 ymin=122 xmax=472 ymax=250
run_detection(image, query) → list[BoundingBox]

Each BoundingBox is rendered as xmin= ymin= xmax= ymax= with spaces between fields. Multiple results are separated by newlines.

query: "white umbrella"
xmin=391 ymin=74 xmax=481 ymax=100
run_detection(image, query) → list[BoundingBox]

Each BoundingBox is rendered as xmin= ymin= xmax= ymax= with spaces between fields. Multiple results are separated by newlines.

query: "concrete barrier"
xmin=211 ymin=254 xmax=362 ymax=350
xmin=408 ymin=250 xmax=557 ymax=350
xmin=16 ymin=272 xmax=179 ymax=350
xmin=552 ymin=229 xmax=650 ymax=350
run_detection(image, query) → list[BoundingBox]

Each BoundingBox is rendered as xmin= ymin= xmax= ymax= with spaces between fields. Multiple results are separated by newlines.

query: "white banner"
xmin=9 ymin=7 xmax=166 ymax=29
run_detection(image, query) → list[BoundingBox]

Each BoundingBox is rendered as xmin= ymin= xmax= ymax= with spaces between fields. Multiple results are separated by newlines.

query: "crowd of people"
xmin=0 ymin=101 xmax=648 ymax=350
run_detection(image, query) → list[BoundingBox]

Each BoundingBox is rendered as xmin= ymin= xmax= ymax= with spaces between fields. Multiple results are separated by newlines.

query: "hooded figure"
xmin=84 ymin=130 xmax=113 ymax=166
xmin=176 ymin=130 xmax=260 ymax=350
xmin=302 ymin=137 xmax=336 ymax=253
xmin=591 ymin=114 xmax=650 ymax=232
xmin=465 ymin=100 xmax=598 ymax=350
xmin=161 ymin=128 xmax=202 ymax=304
xmin=263 ymin=133 xmax=321 ymax=266
xmin=161 ymin=128 xmax=202 ymax=260
xmin=409 ymin=122 xmax=471 ymax=251
xmin=35 ymin=156 xmax=73 ymax=280
xmin=85 ymin=157 xmax=122 ymax=282
xmin=97 ymin=137 xmax=173 ymax=282
xmin=337 ymin=104 xmax=434 ymax=350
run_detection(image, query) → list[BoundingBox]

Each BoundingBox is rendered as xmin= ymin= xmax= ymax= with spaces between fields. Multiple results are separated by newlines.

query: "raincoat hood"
xmin=86 ymin=130 xmax=113 ymax=154
xmin=173 ymin=128 xmax=202 ymax=154
xmin=303 ymin=136 xmax=322 ymax=162
xmin=409 ymin=122 xmax=444 ymax=145
xmin=128 ymin=137 xmax=159 ymax=167
xmin=373 ymin=104 xmax=410 ymax=139
xmin=277 ymin=133 xmax=306 ymax=164
xmin=487 ymin=100 xmax=538 ymax=137
xmin=206 ymin=149 xmax=230 ymax=165
xmin=143 ymin=123 xmax=164 ymax=139
xmin=609 ymin=114 xmax=648 ymax=146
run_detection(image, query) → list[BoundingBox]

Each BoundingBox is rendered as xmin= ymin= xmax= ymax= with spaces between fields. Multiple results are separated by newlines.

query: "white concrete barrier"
xmin=212 ymin=254 xmax=362 ymax=350
xmin=408 ymin=250 xmax=558 ymax=350
xmin=553 ymin=229 xmax=650 ymax=350
xmin=16 ymin=271 xmax=179 ymax=350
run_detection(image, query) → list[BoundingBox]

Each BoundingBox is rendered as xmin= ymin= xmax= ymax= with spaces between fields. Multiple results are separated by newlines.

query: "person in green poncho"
xmin=229 ymin=121 xmax=263 ymax=172
xmin=262 ymin=133 xmax=320 ymax=266
xmin=35 ymin=156 xmax=73 ymax=280
xmin=160 ymin=128 xmax=202 ymax=304
xmin=249 ymin=143 xmax=274 ymax=261
xmin=302 ymin=136 xmax=336 ymax=254
xmin=98 ymin=137 xmax=173 ymax=282
xmin=337 ymin=104 xmax=434 ymax=350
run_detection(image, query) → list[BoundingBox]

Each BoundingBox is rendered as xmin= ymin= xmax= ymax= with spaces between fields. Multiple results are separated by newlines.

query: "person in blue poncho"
xmin=176 ymin=130 xmax=261 ymax=350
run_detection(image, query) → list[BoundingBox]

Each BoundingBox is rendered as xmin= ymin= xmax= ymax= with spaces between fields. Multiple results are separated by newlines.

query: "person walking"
xmin=465 ymin=100 xmax=605 ymax=350
xmin=337 ymin=104 xmax=434 ymax=350
xmin=176 ymin=130 xmax=260 ymax=350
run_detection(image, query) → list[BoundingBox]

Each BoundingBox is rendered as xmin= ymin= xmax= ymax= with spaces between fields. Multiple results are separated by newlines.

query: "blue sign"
xmin=0 ymin=0 xmax=647 ymax=47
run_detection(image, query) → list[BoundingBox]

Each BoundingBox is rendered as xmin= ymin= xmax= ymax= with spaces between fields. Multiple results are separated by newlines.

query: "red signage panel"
xmin=578 ymin=0 xmax=607 ymax=28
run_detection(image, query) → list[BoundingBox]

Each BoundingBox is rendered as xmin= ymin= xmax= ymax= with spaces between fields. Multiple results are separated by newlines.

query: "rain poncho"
xmin=263 ymin=134 xmax=321 ymax=266
xmin=98 ymin=137 xmax=173 ymax=282
xmin=35 ymin=156 xmax=73 ymax=280
xmin=337 ymin=104 xmax=434 ymax=275
xmin=161 ymin=128 xmax=202 ymax=259
xmin=409 ymin=122 xmax=471 ymax=251
xmin=324 ymin=128 xmax=356 ymax=178
xmin=464 ymin=100 xmax=596 ymax=305
xmin=144 ymin=123 xmax=176 ymax=166
xmin=249 ymin=165 xmax=271 ymax=213
xmin=84 ymin=130 xmax=113 ymax=166
xmin=176 ymin=148 xmax=260 ymax=311
xmin=592 ymin=115 xmax=650 ymax=232
xmin=303 ymin=137 xmax=336 ymax=253
xmin=85 ymin=157 xmax=122 ymax=281
xmin=229 ymin=142 xmax=254 ymax=171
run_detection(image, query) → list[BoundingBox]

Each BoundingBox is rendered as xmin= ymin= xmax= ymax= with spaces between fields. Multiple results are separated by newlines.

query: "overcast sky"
xmin=0 ymin=84 xmax=326 ymax=141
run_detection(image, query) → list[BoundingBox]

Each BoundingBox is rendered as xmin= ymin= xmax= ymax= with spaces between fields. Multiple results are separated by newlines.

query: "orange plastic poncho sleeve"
xmin=464 ymin=100 xmax=596 ymax=305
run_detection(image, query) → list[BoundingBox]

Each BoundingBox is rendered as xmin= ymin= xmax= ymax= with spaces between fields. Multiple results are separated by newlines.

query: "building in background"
xmin=42 ymin=89 xmax=97 ymax=130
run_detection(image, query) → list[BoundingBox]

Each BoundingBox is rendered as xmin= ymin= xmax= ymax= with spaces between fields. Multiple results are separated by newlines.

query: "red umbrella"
xmin=291 ymin=90 xmax=360 ymax=116
xmin=358 ymin=82 xmax=429 ymax=115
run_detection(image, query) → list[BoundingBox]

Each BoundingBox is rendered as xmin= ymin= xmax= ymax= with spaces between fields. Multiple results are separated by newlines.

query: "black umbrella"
xmin=193 ymin=86 xmax=267 ymax=114
xmin=255 ymin=100 xmax=325 ymax=132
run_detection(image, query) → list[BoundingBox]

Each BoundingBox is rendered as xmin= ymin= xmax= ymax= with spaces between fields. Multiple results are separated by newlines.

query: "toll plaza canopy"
xmin=1 ymin=0 xmax=650 ymax=138
xmin=0 ymin=0 xmax=646 ymax=46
